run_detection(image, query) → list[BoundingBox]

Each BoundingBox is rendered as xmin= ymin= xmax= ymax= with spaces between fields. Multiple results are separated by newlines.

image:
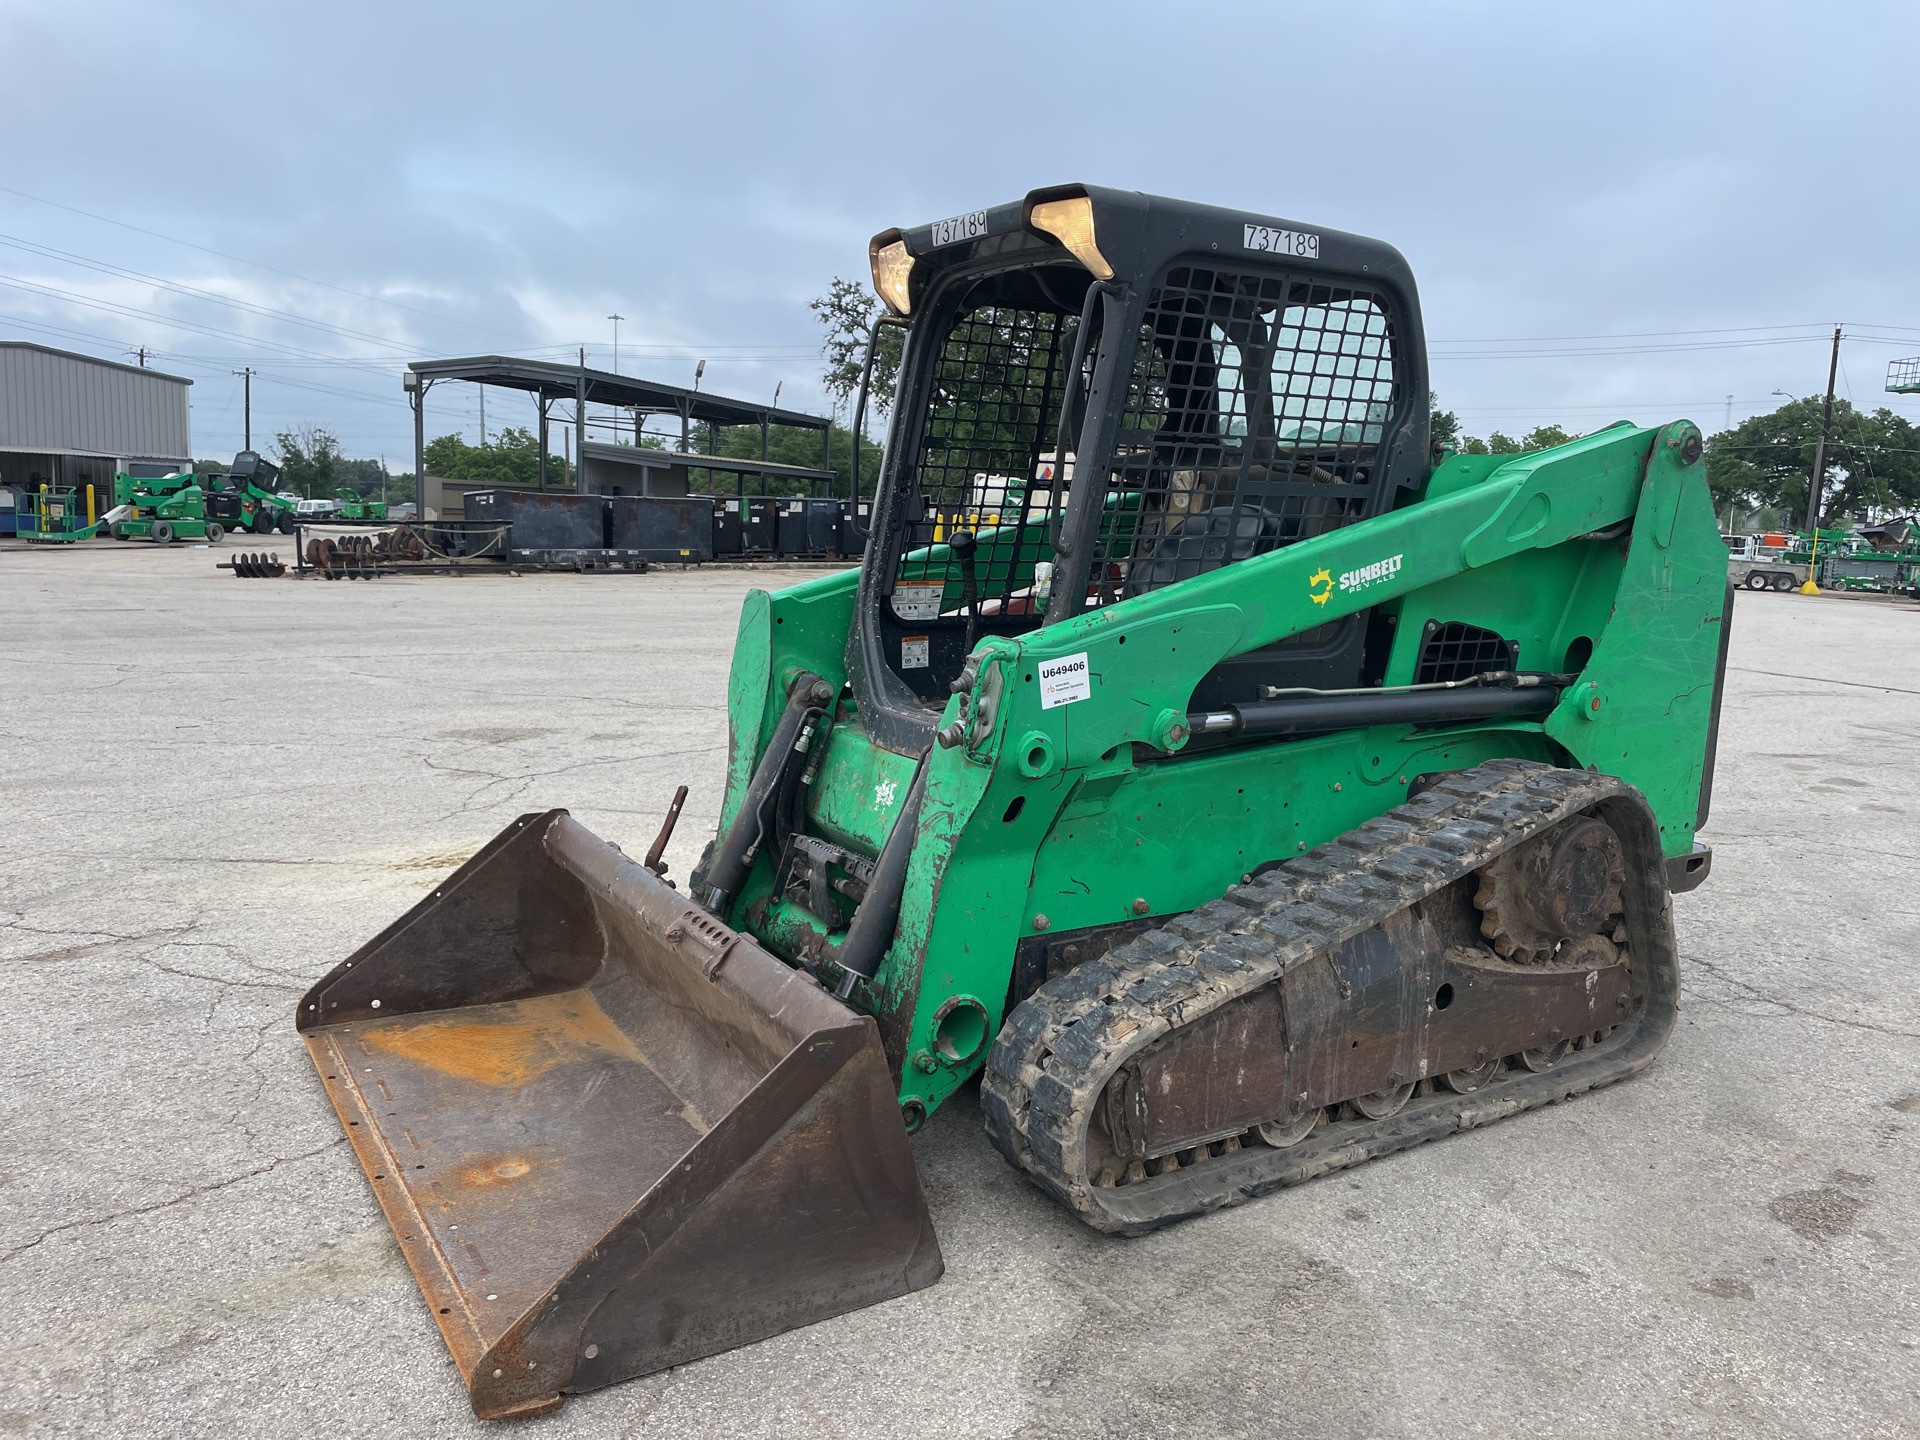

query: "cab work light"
xmin=869 ymin=233 xmax=915 ymax=317
xmin=1026 ymin=194 xmax=1113 ymax=281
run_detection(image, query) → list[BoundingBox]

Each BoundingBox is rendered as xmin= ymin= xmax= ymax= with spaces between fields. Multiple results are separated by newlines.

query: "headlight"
xmin=869 ymin=234 xmax=915 ymax=316
xmin=1027 ymin=195 xmax=1114 ymax=281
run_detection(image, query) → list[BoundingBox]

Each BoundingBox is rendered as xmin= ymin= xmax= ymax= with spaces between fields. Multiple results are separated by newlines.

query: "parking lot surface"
xmin=3 ymin=542 xmax=1917 ymax=1439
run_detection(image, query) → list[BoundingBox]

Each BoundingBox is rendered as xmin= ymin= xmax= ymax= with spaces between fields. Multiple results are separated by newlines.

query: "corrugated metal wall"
xmin=0 ymin=343 xmax=191 ymax=461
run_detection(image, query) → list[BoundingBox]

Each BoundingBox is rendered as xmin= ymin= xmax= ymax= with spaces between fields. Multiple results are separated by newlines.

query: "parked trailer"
xmin=1725 ymin=534 xmax=1806 ymax=591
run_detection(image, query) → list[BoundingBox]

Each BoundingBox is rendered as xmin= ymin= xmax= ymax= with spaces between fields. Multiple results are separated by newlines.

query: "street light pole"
xmin=608 ymin=314 xmax=625 ymax=374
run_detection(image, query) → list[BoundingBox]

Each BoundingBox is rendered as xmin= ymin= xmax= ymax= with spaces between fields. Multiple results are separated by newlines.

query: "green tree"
xmin=274 ymin=426 xmax=342 ymax=497
xmin=703 ymin=423 xmax=883 ymax=498
xmin=1705 ymin=397 xmax=1920 ymax=525
xmin=1521 ymin=424 xmax=1578 ymax=450
xmin=1453 ymin=431 xmax=1524 ymax=455
xmin=1429 ymin=393 xmax=1461 ymax=454
xmin=422 ymin=426 xmax=571 ymax=489
xmin=812 ymin=277 xmax=903 ymax=420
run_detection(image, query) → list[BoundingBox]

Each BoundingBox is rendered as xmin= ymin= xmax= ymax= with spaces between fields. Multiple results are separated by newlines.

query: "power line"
xmin=0 ymin=183 xmax=535 ymax=347
xmin=0 ymin=272 xmax=401 ymax=363
xmin=0 ymin=232 xmax=419 ymax=355
xmin=1438 ymin=321 xmax=1833 ymax=344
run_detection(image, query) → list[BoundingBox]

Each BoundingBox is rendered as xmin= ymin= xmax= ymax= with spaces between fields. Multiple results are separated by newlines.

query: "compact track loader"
xmin=297 ymin=185 xmax=1730 ymax=1418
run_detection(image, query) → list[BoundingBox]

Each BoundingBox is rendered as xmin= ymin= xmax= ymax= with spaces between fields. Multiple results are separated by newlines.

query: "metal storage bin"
xmin=608 ymin=496 xmax=714 ymax=563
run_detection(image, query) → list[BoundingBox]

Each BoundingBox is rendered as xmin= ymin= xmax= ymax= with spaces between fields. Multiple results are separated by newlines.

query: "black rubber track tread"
xmin=979 ymin=759 xmax=1681 ymax=1235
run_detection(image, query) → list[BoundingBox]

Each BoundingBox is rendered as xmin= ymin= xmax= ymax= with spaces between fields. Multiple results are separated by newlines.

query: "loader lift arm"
xmin=296 ymin=182 xmax=1731 ymax=1420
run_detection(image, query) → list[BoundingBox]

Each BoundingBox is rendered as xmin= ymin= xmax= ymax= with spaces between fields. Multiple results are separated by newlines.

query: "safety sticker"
xmin=892 ymin=582 xmax=944 ymax=620
xmin=1038 ymin=651 xmax=1092 ymax=709
xmin=900 ymin=636 xmax=930 ymax=669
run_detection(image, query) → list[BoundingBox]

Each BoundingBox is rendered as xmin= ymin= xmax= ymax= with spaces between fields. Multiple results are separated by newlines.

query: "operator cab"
xmin=848 ymin=185 xmax=1430 ymax=753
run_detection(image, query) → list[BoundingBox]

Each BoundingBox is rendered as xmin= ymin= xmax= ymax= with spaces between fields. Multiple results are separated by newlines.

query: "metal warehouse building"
xmin=0 ymin=342 xmax=193 ymax=498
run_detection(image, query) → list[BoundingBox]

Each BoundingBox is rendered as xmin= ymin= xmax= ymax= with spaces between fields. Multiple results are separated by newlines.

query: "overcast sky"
xmin=4 ymin=0 xmax=1917 ymax=465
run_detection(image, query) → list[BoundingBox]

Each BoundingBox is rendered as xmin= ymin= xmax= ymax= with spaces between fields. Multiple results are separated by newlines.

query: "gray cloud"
xmin=2 ymin=0 xmax=1915 ymax=461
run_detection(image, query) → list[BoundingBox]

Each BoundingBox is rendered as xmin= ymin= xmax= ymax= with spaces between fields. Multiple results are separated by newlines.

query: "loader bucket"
xmin=296 ymin=810 xmax=942 ymax=1419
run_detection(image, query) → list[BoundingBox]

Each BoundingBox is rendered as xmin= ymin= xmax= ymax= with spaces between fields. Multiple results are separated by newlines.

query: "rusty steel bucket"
xmin=297 ymin=810 xmax=942 ymax=1419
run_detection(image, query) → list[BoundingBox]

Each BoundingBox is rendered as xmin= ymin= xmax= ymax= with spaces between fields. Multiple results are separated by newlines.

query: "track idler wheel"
xmin=1474 ymin=814 xmax=1626 ymax=963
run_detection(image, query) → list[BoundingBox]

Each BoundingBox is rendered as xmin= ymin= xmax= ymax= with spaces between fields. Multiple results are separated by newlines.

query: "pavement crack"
xmin=0 ymin=1139 xmax=346 ymax=1266
xmin=134 ymin=953 xmax=303 ymax=994
xmin=1728 ymin=666 xmax=1920 ymax=697
xmin=1 ymin=920 xmax=204 ymax=963
xmin=1682 ymin=952 xmax=1920 ymax=1040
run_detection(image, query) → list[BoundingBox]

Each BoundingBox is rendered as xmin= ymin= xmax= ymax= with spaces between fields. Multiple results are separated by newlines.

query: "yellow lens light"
xmin=1028 ymin=196 xmax=1113 ymax=280
xmin=870 ymin=237 xmax=915 ymax=316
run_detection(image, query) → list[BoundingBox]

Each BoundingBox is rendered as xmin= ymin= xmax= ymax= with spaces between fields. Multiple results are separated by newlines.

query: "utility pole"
xmin=232 ymin=367 xmax=254 ymax=450
xmin=479 ymin=385 xmax=487 ymax=447
xmin=1806 ymin=326 xmax=1842 ymax=533
xmin=1724 ymin=395 xmax=1733 ymax=430
xmin=1797 ymin=326 xmax=1844 ymax=596
xmin=131 ymin=346 xmax=149 ymax=368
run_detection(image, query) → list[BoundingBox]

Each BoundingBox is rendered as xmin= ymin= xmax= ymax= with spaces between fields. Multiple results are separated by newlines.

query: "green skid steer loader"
xmin=205 ymin=450 xmax=297 ymax=535
xmin=297 ymin=185 xmax=1731 ymax=1419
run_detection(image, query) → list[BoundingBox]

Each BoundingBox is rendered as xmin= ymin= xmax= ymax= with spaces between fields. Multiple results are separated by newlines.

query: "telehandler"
xmin=297 ymin=185 xmax=1730 ymax=1418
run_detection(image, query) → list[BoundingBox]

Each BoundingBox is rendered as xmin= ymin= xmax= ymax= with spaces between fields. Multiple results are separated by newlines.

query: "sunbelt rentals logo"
xmin=1310 ymin=553 xmax=1403 ymax=606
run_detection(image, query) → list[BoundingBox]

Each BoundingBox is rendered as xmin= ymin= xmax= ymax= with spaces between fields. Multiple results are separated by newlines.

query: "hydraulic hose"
xmin=831 ymin=753 xmax=931 ymax=998
xmin=700 ymin=671 xmax=830 ymax=912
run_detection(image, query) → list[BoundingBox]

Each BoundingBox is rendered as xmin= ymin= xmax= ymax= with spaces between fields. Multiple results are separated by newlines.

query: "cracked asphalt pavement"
xmin=2 ymin=543 xmax=1917 ymax=1438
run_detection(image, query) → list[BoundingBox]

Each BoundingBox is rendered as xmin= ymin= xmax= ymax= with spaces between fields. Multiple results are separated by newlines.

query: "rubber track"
xmin=980 ymin=758 xmax=1680 ymax=1235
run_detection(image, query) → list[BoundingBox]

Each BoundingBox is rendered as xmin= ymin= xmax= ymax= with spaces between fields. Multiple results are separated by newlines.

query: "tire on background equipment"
xmin=152 ymin=519 xmax=174 ymax=544
xmin=205 ymin=522 xmax=224 ymax=544
xmin=1743 ymin=572 xmax=1768 ymax=591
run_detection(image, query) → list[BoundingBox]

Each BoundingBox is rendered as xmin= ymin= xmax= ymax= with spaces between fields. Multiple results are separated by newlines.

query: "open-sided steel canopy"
xmin=404 ymin=355 xmax=835 ymax=496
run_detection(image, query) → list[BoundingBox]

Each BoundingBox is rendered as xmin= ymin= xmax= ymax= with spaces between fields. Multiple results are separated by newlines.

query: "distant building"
xmin=0 ymin=342 xmax=192 ymax=500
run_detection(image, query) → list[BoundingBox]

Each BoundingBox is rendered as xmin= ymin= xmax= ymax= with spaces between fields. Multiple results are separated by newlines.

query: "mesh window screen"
xmin=1098 ymin=264 xmax=1397 ymax=603
xmin=1414 ymin=621 xmax=1518 ymax=684
xmin=892 ymin=301 xmax=1079 ymax=620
